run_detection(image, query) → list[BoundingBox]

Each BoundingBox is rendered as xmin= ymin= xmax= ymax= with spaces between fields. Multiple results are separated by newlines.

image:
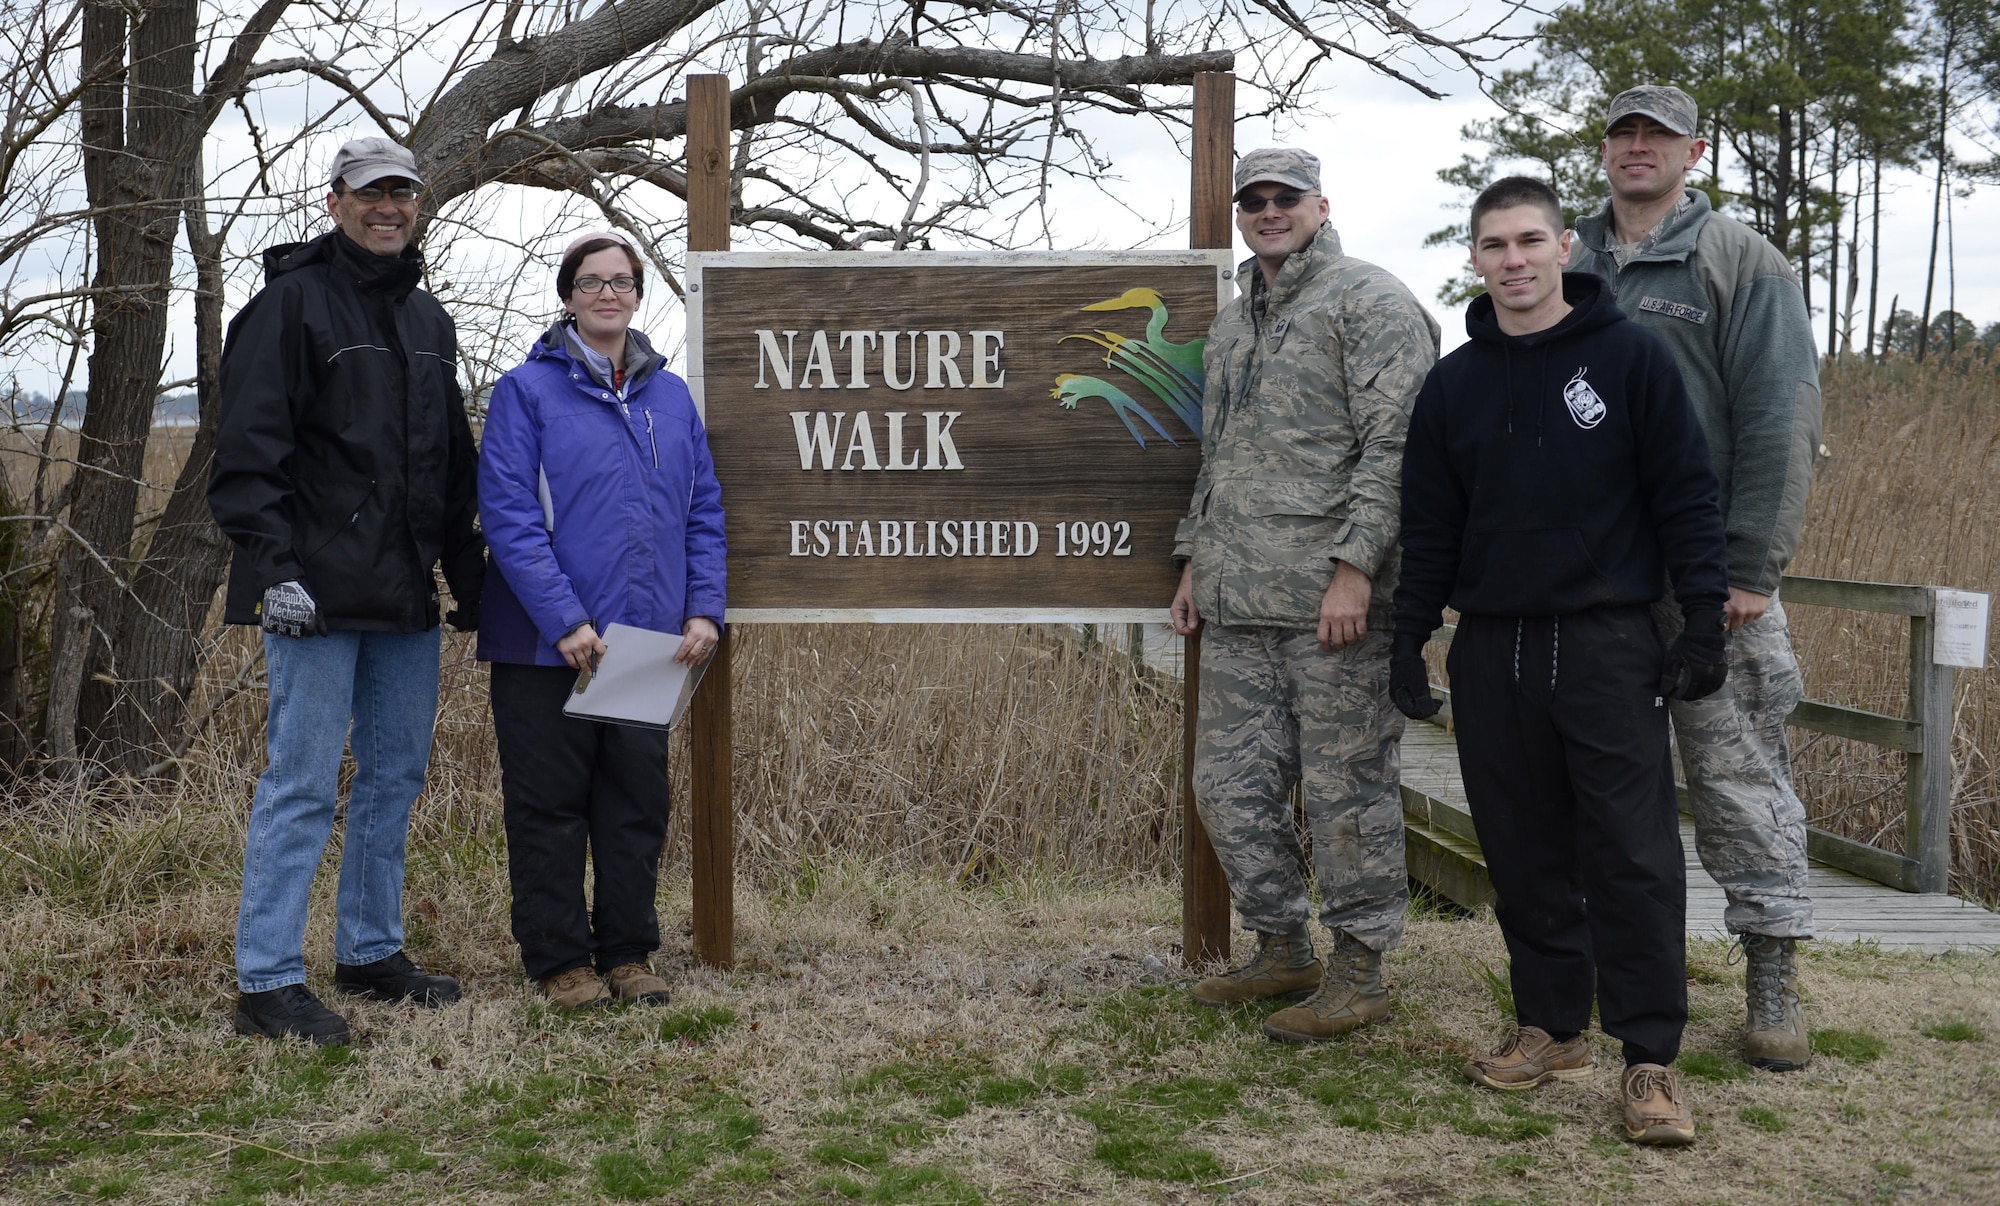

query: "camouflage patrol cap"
xmin=1605 ymin=85 xmax=1698 ymax=137
xmin=1233 ymin=148 xmax=1320 ymax=199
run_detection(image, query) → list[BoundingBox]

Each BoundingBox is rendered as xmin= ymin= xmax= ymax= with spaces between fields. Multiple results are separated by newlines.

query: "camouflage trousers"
xmin=1193 ymin=624 xmax=1408 ymax=952
xmin=1653 ymin=597 xmax=1814 ymax=938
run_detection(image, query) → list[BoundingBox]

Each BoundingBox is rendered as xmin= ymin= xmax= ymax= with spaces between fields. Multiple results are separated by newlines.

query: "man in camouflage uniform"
xmin=1170 ymin=148 xmax=1440 ymax=1044
xmin=1568 ymin=86 xmax=1823 ymax=1072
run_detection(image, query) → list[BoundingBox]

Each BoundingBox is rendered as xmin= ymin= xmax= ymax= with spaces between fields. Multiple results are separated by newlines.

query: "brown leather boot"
xmin=1622 ymin=1063 xmax=1696 ymax=1145
xmin=1464 ymin=1026 xmax=1594 ymax=1090
xmin=1188 ymin=928 xmax=1322 ymax=1008
xmin=1742 ymin=935 xmax=1810 ymax=1071
xmin=1261 ymin=931 xmax=1389 ymax=1044
xmin=540 ymin=966 xmax=611 ymax=1009
xmin=605 ymin=963 xmax=672 ymax=1005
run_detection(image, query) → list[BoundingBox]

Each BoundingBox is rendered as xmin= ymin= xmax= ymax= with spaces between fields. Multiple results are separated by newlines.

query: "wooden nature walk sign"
xmin=682 ymin=72 xmax=1242 ymax=968
xmin=689 ymin=253 xmax=1230 ymax=617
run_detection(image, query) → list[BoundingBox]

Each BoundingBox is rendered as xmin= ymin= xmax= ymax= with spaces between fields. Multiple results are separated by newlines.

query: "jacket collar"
xmin=1240 ymin=222 xmax=1343 ymax=312
xmin=261 ymin=229 xmax=424 ymax=299
xmin=531 ymin=319 xmax=665 ymax=394
xmin=1576 ymin=188 xmax=1710 ymax=263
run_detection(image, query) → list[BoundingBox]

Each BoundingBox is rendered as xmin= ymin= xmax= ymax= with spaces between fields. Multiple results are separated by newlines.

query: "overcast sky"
xmin=17 ymin=6 xmax=2000 ymax=401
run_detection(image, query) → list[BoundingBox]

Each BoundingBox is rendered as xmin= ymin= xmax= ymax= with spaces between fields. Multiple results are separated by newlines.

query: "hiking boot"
xmin=334 ymin=950 xmax=461 ymax=1006
xmin=234 ymin=984 xmax=351 ymax=1046
xmin=1464 ymin=1026 xmax=1594 ymax=1090
xmin=1261 ymin=931 xmax=1389 ymax=1044
xmin=1188 ymin=927 xmax=1321 ymax=1008
xmin=1742 ymin=934 xmax=1810 ymax=1071
xmin=1622 ymin=1063 xmax=1696 ymax=1145
xmin=604 ymin=963 xmax=672 ymax=1005
xmin=540 ymin=966 xmax=612 ymax=1009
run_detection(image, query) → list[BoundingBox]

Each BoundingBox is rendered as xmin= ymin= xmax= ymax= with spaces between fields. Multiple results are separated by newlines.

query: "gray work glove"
xmin=260 ymin=579 xmax=326 ymax=638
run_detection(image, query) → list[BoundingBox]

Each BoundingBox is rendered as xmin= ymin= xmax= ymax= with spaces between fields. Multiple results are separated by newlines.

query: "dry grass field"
xmin=2 ymin=360 xmax=1998 ymax=1203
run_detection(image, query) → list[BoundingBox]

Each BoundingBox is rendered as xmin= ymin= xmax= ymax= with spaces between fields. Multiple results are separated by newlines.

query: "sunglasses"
xmin=1236 ymin=191 xmax=1319 ymax=214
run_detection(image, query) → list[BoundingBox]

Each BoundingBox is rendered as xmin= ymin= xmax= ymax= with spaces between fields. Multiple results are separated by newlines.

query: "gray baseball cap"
xmin=1605 ymin=85 xmax=1698 ymax=137
xmin=329 ymin=137 xmax=424 ymax=191
xmin=1234 ymin=148 xmax=1320 ymax=198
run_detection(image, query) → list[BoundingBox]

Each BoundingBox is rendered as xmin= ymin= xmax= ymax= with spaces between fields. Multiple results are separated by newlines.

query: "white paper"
xmin=560 ymin=623 xmax=708 ymax=729
xmin=1933 ymin=589 xmax=1991 ymax=669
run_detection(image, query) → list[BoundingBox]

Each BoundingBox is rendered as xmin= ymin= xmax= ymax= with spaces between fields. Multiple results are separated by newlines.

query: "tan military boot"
xmin=1188 ymin=928 xmax=1321 ymax=1008
xmin=1742 ymin=934 xmax=1810 ymax=1071
xmin=1261 ymin=931 xmax=1389 ymax=1044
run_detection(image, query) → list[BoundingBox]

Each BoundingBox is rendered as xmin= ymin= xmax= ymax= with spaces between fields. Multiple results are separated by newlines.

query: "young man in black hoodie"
xmin=1390 ymin=177 xmax=1731 ymax=1146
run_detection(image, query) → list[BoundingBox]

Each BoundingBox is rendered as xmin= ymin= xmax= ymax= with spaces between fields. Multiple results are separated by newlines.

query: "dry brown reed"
xmin=1787 ymin=359 xmax=2000 ymax=905
xmin=4 ymin=358 xmax=1996 ymax=907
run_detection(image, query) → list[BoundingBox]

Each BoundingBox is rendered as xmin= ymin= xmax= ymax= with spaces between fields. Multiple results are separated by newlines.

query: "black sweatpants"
xmin=1448 ymin=605 xmax=1687 ymax=1067
xmin=489 ymin=662 xmax=673 ymax=981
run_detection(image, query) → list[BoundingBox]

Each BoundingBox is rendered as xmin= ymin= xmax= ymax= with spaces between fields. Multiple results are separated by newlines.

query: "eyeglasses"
xmin=339 ymin=185 xmax=421 ymax=204
xmin=1236 ymin=191 xmax=1319 ymax=214
xmin=573 ymin=275 xmax=638 ymax=295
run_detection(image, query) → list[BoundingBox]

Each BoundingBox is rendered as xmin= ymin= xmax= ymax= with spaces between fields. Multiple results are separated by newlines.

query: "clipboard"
xmin=560 ymin=622 xmax=711 ymax=730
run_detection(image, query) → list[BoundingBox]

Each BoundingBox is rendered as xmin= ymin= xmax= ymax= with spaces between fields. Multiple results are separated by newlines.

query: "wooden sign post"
xmin=681 ymin=73 xmax=1240 ymax=969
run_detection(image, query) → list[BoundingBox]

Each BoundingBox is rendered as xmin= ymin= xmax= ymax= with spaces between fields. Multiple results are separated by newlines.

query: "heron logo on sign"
xmin=1051 ymin=288 xmax=1206 ymax=449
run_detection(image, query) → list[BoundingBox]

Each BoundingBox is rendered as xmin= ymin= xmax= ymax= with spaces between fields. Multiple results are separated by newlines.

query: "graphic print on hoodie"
xmin=1392 ymin=272 xmax=1730 ymax=638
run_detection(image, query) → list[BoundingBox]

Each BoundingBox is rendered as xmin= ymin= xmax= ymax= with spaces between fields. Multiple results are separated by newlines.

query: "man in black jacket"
xmin=210 ymin=137 xmax=483 ymax=1045
xmin=1391 ymin=177 xmax=1730 ymax=1145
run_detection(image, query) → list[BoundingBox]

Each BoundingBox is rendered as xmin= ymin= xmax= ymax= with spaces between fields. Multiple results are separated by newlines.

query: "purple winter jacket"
xmin=476 ymin=322 xmax=726 ymax=665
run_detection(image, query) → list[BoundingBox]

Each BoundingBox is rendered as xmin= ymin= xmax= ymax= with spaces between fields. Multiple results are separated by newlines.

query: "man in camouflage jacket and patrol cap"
xmin=1568 ymin=85 xmax=1823 ymax=1072
xmin=1170 ymin=147 xmax=1440 ymax=1043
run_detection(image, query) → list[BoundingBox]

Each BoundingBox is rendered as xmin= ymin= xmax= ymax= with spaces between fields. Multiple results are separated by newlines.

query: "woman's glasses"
xmin=574 ymin=275 xmax=638 ymax=294
xmin=1235 ymin=191 xmax=1319 ymax=214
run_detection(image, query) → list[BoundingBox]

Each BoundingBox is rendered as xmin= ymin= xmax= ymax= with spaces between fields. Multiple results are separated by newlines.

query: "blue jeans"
xmin=236 ymin=628 xmax=441 ymax=992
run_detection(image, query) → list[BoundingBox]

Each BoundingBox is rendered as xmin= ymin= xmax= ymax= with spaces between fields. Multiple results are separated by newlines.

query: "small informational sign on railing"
xmin=686 ymin=251 xmax=1233 ymax=622
xmin=1934 ymin=589 xmax=1992 ymax=669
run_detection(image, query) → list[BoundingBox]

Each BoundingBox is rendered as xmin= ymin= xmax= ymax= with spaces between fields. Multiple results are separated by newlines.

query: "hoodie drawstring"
xmin=1511 ymin=617 xmax=1561 ymax=690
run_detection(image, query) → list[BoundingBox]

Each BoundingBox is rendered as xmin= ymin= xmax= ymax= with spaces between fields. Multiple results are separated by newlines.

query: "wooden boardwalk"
xmin=1398 ymin=722 xmax=2000 ymax=953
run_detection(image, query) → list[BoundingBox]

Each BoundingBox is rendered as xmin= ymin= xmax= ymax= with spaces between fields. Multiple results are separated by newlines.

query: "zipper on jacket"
xmin=645 ymin=409 xmax=658 ymax=468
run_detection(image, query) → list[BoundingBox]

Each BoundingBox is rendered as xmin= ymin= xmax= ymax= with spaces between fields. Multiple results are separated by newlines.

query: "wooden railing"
xmin=1421 ymin=575 xmax=1974 ymax=894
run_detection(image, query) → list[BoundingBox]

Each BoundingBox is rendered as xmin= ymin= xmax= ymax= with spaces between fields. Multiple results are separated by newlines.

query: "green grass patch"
xmin=1678 ymin=1051 xmax=1753 ymax=1081
xmin=655 ymin=1005 xmax=739 ymax=1044
xmin=1813 ymin=1029 xmax=1886 ymax=1064
xmin=596 ymin=1148 xmax=672 ymax=1198
xmin=1918 ymin=1019 xmax=1985 ymax=1043
xmin=1738 ymin=1105 xmax=1787 ymax=1132
xmin=1073 ymin=1075 xmax=1239 ymax=1181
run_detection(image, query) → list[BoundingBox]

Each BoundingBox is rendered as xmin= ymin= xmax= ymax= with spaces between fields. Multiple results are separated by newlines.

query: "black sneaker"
xmin=333 ymin=950 xmax=461 ymax=1006
xmin=235 ymin=984 xmax=351 ymax=1046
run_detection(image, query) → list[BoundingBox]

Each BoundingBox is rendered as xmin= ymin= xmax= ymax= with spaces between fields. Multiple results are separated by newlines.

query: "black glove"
xmin=1662 ymin=608 xmax=1728 ymax=701
xmin=1389 ymin=632 xmax=1441 ymax=720
xmin=259 ymin=580 xmax=326 ymax=638
xmin=444 ymin=603 xmax=479 ymax=633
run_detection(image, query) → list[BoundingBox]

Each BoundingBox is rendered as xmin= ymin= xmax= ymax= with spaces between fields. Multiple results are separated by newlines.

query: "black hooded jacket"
xmin=1392 ymin=272 xmax=1728 ymax=637
xmin=209 ymin=229 xmax=483 ymax=631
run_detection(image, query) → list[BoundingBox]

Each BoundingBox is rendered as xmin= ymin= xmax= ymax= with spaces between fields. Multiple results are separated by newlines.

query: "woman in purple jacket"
xmin=478 ymin=231 xmax=725 ymax=1009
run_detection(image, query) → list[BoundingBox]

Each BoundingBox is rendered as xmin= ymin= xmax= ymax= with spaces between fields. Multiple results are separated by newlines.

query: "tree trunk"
xmin=53 ymin=0 xmax=202 ymax=769
xmin=1916 ymin=37 xmax=1953 ymax=364
xmin=1866 ymin=154 xmax=1882 ymax=360
xmin=90 ymin=184 xmax=234 ymax=774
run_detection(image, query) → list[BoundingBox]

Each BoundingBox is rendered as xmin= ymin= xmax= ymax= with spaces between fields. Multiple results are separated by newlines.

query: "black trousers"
xmin=489 ymin=662 xmax=673 ymax=981
xmin=1448 ymin=606 xmax=1687 ymax=1067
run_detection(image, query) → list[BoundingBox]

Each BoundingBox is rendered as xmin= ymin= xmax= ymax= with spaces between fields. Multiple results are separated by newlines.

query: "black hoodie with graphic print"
xmin=1392 ymin=272 xmax=1729 ymax=638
